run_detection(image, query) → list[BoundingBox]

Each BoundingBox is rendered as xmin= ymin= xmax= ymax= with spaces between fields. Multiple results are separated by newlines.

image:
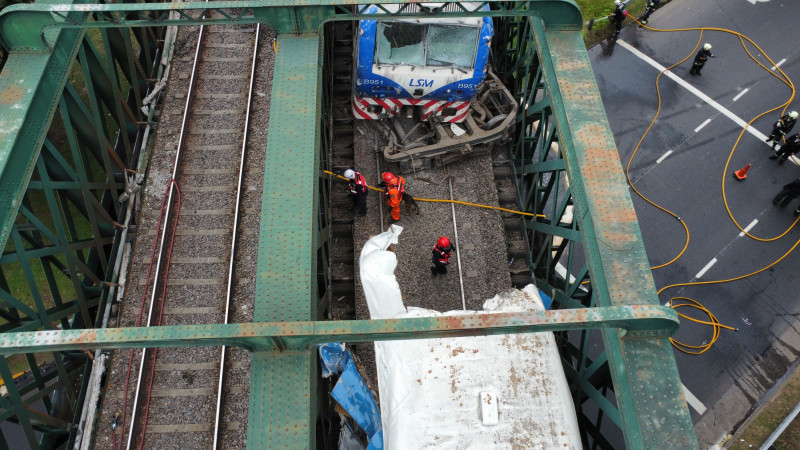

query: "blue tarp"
xmin=539 ymin=289 xmax=553 ymax=310
xmin=332 ymin=358 xmax=382 ymax=438
xmin=319 ymin=343 xmax=383 ymax=447
xmin=319 ymin=342 xmax=351 ymax=378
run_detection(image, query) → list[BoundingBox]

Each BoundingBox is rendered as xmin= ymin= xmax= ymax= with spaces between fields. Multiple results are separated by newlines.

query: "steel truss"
xmin=0 ymin=1 xmax=698 ymax=448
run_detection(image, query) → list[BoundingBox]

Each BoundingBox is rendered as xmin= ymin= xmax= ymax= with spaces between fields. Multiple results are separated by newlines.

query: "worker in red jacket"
xmin=431 ymin=236 xmax=453 ymax=276
xmin=343 ymin=169 xmax=368 ymax=216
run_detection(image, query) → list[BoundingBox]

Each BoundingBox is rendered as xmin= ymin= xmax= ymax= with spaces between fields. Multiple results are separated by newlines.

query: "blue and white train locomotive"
xmin=352 ymin=3 xmax=517 ymax=164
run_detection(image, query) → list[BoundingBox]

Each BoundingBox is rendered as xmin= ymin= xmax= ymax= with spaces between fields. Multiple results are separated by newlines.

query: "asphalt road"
xmin=588 ymin=0 xmax=800 ymax=447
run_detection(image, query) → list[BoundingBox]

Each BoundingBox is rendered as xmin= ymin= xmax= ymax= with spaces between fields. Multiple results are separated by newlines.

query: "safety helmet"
xmin=344 ymin=169 xmax=355 ymax=179
xmin=703 ymin=43 xmax=712 ymax=51
xmin=614 ymin=0 xmax=621 ymax=5
xmin=790 ymin=111 xmax=799 ymax=119
xmin=437 ymin=236 xmax=450 ymax=248
xmin=382 ymin=172 xmax=397 ymax=185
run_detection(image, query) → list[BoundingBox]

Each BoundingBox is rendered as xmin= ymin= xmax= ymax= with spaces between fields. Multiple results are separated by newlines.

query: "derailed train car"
xmin=352 ymin=3 xmax=517 ymax=167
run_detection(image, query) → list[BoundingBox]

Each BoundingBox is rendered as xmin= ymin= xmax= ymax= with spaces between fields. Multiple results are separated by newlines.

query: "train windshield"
xmin=376 ymin=22 xmax=479 ymax=68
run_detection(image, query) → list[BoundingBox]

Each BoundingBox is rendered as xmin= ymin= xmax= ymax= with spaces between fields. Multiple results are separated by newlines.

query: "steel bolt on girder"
xmin=0 ymin=306 xmax=678 ymax=355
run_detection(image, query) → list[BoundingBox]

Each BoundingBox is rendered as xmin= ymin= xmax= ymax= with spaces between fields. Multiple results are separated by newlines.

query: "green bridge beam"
xmin=0 ymin=1 xmax=700 ymax=448
xmin=0 ymin=0 xmax=582 ymax=50
xmin=0 ymin=306 xmax=679 ymax=355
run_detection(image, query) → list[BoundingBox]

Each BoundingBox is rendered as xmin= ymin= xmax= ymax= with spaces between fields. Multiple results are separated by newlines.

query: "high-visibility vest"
xmin=350 ymin=172 xmax=367 ymax=195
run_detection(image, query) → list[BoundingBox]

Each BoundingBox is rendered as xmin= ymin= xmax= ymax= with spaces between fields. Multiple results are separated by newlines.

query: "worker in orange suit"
xmin=385 ymin=183 xmax=402 ymax=224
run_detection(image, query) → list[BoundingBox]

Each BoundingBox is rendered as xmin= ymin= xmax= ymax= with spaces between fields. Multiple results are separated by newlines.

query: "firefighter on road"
xmin=770 ymin=132 xmax=800 ymax=165
xmin=431 ymin=236 xmax=453 ymax=276
xmin=690 ymin=43 xmax=715 ymax=76
xmin=766 ymin=111 xmax=798 ymax=150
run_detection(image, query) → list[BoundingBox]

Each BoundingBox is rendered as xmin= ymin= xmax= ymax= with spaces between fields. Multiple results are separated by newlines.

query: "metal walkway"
xmin=0 ymin=1 xmax=696 ymax=448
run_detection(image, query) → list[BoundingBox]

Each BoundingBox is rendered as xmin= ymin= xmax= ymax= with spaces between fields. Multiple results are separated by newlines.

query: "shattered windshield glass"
xmin=376 ymin=22 xmax=425 ymax=66
xmin=375 ymin=22 xmax=479 ymax=68
xmin=427 ymin=25 xmax=478 ymax=68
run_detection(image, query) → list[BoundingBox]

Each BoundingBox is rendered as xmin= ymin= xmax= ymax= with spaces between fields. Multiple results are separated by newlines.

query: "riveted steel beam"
xmin=0 ymin=1 xmax=582 ymax=50
xmin=0 ymin=306 xmax=679 ymax=355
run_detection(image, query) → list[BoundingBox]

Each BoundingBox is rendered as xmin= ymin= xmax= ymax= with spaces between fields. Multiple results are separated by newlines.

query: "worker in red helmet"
xmin=379 ymin=171 xmax=420 ymax=219
xmin=431 ymin=236 xmax=453 ymax=276
xmin=380 ymin=172 xmax=402 ymax=223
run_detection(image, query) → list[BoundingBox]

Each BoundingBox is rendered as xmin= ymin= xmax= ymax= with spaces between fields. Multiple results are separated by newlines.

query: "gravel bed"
xmin=345 ymin=123 xmax=515 ymax=392
xmin=94 ymin=24 xmax=275 ymax=449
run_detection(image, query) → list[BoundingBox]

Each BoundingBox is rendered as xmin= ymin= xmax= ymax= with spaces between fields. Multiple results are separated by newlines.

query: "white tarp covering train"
xmin=320 ymin=226 xmax=581 ymax=448
xmin=352 ymin=3 xmax=518 ymax=167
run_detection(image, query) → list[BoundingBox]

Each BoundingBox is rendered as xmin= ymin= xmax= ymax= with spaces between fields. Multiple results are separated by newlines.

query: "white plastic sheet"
xmin=359 ymin=228 xmax=582 ymax=449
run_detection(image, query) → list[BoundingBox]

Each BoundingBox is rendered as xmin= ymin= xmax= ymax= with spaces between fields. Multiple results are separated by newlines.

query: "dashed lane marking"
xmin=694 ymin=118 xmax=712 ymax=133
xmin=739 ymin=219 xmax=758 ymax=237
xmin=695 ymin=258 xmax=718 ymax=279
xmin=732 ymin=88 xmax=749 ymax=102
xmin=772 ymin=58 xmax=787 ymax=70
xmin=656 ymin=150 xmax=673 ymax=163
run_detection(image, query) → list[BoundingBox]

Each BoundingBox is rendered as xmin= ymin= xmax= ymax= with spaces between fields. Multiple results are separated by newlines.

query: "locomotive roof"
xmin=361 ymin=2 xmax=488 ymax=27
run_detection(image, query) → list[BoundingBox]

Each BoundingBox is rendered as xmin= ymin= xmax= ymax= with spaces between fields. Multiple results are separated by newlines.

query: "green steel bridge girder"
xmin=0 ymin=306 xmax=680 ymax=355
xmin=0 ymin=0 xmax=583 ymax=52
xmin=0 ymin=1 xmax=700 ymax=448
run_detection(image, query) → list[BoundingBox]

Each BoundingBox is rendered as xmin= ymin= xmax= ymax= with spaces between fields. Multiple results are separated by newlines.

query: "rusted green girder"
xmin=0 ymin=306 xmax=678 ymax=355
xmin=0 ymin=0 xmax=582 ymax=51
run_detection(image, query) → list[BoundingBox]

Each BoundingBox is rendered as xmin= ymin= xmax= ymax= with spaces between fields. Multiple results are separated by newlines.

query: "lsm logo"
xmin=409 ymin=78 xmax=434 ymax=88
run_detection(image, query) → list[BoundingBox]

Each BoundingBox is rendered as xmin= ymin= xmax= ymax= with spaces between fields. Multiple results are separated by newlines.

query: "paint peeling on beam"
xmin=0 ymin=306 xmax=679 ymax=355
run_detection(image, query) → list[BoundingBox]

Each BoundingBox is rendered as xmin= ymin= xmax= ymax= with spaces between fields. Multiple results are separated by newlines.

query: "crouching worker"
xmin=431 ymin=236 xmax=453 ymax=276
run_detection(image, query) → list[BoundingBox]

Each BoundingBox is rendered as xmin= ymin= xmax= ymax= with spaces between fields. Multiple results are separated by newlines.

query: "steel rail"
xmin=448 ymin=178 xmax=466 ymax=310
xmin=212 ymin=22 xmax=261 ymax=450
xmin=125 ymin=3 xmax=209 ymax=449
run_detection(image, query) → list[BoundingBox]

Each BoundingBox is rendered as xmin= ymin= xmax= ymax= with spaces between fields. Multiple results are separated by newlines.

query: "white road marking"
xmin=772 ymin=58 xmax=786 ymax=70
xmin=694 ymin=118 xmax=712 ymax=133
xmin=656 ymin=150 xmax=673 ymax=163
xmin=739 ymin=219 xmax=758 ymax=237
xmin=683 ymin=384 xmax=707 ymax=415
xmin=695 ymin=258 xmax=718 ymax=279
xmin=617 ymin=40 xmax=768 ymax=142
xmin=732 ymin=88 xmax=749 ymax=102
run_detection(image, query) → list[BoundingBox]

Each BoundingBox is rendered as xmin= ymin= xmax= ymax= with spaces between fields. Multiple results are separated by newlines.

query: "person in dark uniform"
xmin=769 ymin=132 xmax=800 ymax=165
xmin=611 ymin=0 xmax=630 ymax=38
xmin=772 ymin=179 xmax=800 ymax=207
xmin=343 ymin=169 xmax=368 ymax=216
xmin=430 ymin=236 xmax=453 ymax=276
xmin=690 ymin=43 xmax=715 ymax=75
xmin=639 ymin=0 xmax=660 ymax=26
xmin=766 ymin=111 xmax=798 ymax=150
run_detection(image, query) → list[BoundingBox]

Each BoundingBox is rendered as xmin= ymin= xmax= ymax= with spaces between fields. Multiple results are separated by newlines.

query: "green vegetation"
xmin=729 ymin=368 xmax=800 ymax=450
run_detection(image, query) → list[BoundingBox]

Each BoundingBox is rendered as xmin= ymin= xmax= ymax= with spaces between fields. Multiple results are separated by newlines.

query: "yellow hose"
xmin=323 ymin=170 xmax=545 ymax=218
xmin=626 ymin=17 xmax=797 ymax=353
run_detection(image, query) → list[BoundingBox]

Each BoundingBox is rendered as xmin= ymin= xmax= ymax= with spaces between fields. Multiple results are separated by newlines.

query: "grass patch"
xmin=575 ymin=0 xmax=668 ymax=47
xmin=729 ymin=369 xmax=800 ymax=449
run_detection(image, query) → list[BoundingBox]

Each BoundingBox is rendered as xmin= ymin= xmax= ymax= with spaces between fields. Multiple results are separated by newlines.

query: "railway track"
xmin=324 ymin=20 xmax=534 ymax=420
xmin=100 ymin=21 xmax=275 ymax=450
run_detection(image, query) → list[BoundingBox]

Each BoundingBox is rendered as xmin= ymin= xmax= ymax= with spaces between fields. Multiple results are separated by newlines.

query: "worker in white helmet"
xmin=766 ymin=111 xmax=799 ymax=150
xmin=690 ymin=43 xmax=715 ymax=76
xmin=611 ymin=0 xmax=631 ymax=38
xmin=342 ymin=168 xmax=368 ymax=217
